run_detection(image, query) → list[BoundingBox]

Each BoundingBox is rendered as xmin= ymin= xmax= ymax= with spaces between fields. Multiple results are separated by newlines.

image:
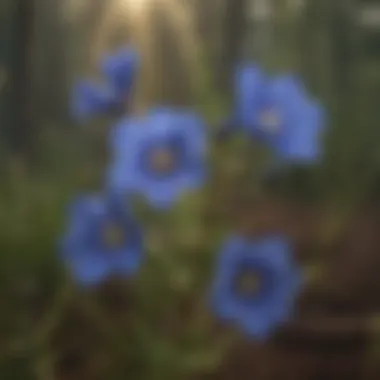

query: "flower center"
xmin=150 ymin=148 xmax=175 ymax=173
xmin=103 ymin=223 xmax=125 ymax=248
xmin=259 ymin=109 xmax=280 ymax=133
xmin=236 ymin=271 xmax=261 ymax=297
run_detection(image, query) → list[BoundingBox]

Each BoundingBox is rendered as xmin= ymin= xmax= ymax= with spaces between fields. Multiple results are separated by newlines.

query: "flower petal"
xmin=68 ymin=253 xmax=111 ymax=287
xmin=281 ymin=101 xmax=325 ymax=163
xmin=234 ymin=64 xmax=265 ymax=132
xmin=101 ymin=47 xmax=139 ymax=99
xmin=240 ymin=310 xmax=277 ymax=341
xmin=71 ymin=80 xmax=116 ymax=120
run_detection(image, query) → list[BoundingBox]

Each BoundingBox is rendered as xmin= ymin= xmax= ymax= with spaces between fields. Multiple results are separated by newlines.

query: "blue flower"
xmin=254 ymin=75 xmax=325 ymax=163
xmin=274 ymin=100 xmax=326 ymax=163
xmin=71 ymin=47 xmax=138 ymax=121
xmin=106 ymin=108 xmax=207 ymax=209
xmin=210 ymin=235 xmax=302 ymax=341
xmin=231 ymin=64 xmax=326 ymax=163
xmin=100 ymin=46 xmax=139 ymax=100
xmin=71 ymin=80 xmax=118 ymax=121
xmin=60 ymin=194 xmax=144 ymax=287
xmin=232 ymin=64 xmax=266 ymax=135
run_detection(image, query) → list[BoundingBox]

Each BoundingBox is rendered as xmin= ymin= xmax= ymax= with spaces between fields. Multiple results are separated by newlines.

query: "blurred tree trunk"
xmin=302 ymin=0 xmax=372 ymax=201
xmin=0 ymin=0 xmax=12 ymax=149
xmin=10 ymin=0 xmax=36 ymax=161
xmin=299 ymin=0 xmax=358 ymax=103
xmin=299 ymin=0 xmax=335 ymax=100
xmin=34 ymin=0 xmax=68 ymax=125
xmin=193 ymin=0 xmax=222 ymax=63
xmin=219 ymin=0 xmax=249 ymax=93
xmin=331 ymin=0 xmax=358 ymax=99
xmin=298 ymin=0 xmax=351 ymax=198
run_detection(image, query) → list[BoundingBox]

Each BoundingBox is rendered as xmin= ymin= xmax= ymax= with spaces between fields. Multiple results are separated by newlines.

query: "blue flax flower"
xmin=106 ymin=108 xmax=207 ymax=209
xmin=71 ymin=46 xmax=139 ymax=121
xmin=232 ymin=64 xmax=266 ymax=135
xmin=100 ymin=46 xmax=139 ymax=100
xmin=275 ymin=99 xmax=325 ymax=163
xmin=218 ymin=64 xmax=265 ymax=139
xmin=60 ymin=194 xmax=144 ymax=287
xmin=254 ymin=75 xmax=325 ymax=163
xmin=232 ymin=64 xmax=326 ymax=163
xmin=210 ymin=235 xmax=302 ymax=341
xmin=71 ymin=80 xmax=118 ymax=121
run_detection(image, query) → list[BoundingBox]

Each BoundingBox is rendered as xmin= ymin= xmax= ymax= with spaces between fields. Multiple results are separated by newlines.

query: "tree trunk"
xmin=11 ymin=0 xmax=35 ymax=161
xmin=34 ymin=0 xmax=68 ymax=125
xmin=219 ymin=0 xmax=249 ymax=93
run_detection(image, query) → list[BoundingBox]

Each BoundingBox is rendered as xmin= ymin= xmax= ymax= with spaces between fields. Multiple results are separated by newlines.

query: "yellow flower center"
xmin=151 ymin=149 xmax=175 ymax=173
xmin=259 ymin=109 xmax=280 ymax=133
xmin=103 ymin=224 xmax=125 ymax=248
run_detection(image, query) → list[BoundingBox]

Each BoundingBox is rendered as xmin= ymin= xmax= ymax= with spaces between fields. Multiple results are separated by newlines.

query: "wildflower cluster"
xmin=63 ymin=47 xmax=326 ymax=344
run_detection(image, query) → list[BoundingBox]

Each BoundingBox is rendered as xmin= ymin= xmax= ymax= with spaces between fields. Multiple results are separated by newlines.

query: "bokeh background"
xmin=1 ymin=0 xmax=380 ymax=379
